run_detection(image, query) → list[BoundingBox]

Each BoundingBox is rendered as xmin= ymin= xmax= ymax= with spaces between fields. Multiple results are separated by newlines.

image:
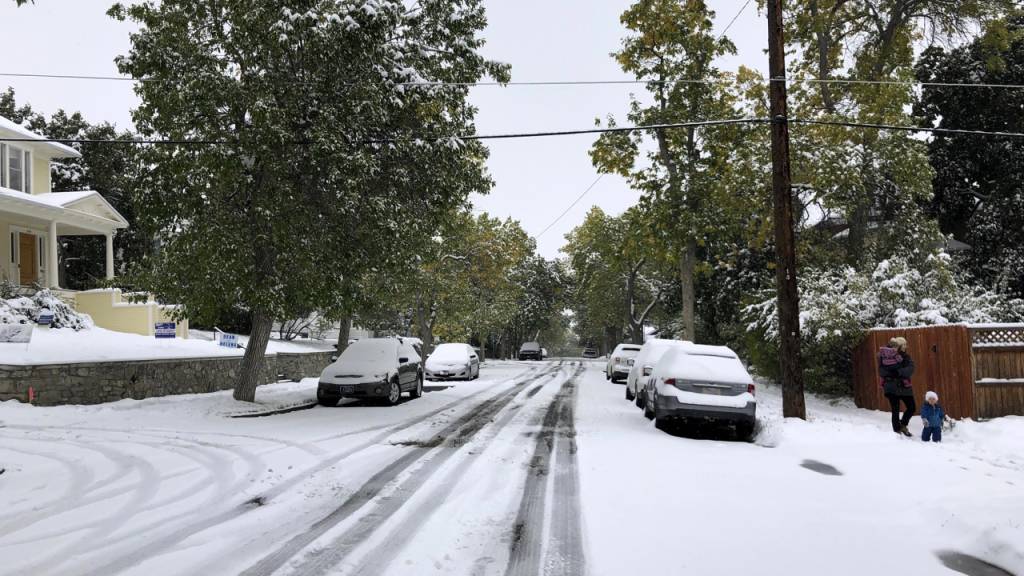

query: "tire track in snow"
xmin=81 ymin=365 xmax=551 ymax=576
xmin=317 ymin=365 xmax=581 ymax=576
xmin=506 ymin=363 xmax=586 ymax=576
xmin=237 ymin=365 xmax=565 ymax=576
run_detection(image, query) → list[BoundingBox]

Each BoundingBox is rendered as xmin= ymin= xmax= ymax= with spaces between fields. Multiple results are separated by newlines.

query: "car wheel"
xmin=386 ymin=379 xmax=402 ymax=406
xmin=635 ymin=388 xmax=645 ymax=409
xmin=410 ymin=374 xmax=423 ymax=399
xmin=625 ymin=384 xmax=635 ymax=401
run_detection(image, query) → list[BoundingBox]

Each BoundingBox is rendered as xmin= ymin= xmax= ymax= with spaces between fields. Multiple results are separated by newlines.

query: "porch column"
xmin=105 ymin=231 xmax=115 ymax=280
xmin=48 ymin=221 xmax=59 ymax=288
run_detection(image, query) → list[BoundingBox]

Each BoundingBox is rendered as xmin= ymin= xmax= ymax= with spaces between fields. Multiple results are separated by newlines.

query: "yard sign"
xmin=220 ymin=333 xmax=238 ymax=348
xmin=155 ymin=322 xmax=177 ymax=339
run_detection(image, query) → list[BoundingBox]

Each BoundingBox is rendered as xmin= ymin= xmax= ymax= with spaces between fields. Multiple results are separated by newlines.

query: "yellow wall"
xmin=31 ymin=155 xmax=51 ymax=194
xmin=74 ymin=289 xmax=189 ymax=339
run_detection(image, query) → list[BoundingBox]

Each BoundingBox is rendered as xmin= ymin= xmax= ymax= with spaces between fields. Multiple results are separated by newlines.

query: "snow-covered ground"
xmin=0 ymin=326 xmax=333 ymax=365
xmin=0 ymin=360 xmax=1020 ymax=576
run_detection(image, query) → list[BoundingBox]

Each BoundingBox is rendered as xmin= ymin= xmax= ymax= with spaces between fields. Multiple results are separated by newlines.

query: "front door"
xmin=18 ymin=233 xmax=37 ymax=285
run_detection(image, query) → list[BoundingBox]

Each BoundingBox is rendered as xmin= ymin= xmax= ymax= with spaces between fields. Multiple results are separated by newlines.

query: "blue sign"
xmin=220 ymin=333 xmax=238 ymax=348
xmin=37 ymin=310 xmax=54 ymax=326
xmin=155 ymin=322 xmax=176 ymax=339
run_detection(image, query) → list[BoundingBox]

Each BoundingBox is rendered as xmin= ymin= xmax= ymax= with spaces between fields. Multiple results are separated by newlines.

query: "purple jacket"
xmin=878 ymin=346 xmax=914 ymax=396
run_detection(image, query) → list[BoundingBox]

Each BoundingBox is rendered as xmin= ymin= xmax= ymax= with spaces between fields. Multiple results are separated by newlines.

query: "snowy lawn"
xmin=0 ymin=326 xmax=333 ymax=365
xmin=0 ymin=360 xmax=1020 ymax=576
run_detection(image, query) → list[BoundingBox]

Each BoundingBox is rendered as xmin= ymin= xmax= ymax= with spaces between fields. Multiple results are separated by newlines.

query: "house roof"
xmin=0 ymin=116 xmax=81 ymax=159
xmin=0 ymin=188 xmax=128 ymax=231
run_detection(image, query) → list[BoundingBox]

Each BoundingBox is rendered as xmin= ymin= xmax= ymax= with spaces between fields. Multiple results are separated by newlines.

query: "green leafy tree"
xmin=111 ymin=0 xmax=507 ymax=401
xmin=591 ymin=0 xmax=764 ymax=342
xmin=915 ymin=13 xmax=1024 ymax=296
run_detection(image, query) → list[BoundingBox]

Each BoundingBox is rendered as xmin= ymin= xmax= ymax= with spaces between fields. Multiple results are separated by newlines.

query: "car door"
xmin=399 ymin=342 xmax=419 ymax=389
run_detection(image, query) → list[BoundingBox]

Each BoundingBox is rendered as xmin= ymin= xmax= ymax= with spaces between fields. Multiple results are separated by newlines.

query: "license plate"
xmin=439 ymin=371 xmax=449 ymax=376
xmin=700 ymin=387 xmax=721 ymax=395
xmin=342 ymin=386 xmax=354 ymax=394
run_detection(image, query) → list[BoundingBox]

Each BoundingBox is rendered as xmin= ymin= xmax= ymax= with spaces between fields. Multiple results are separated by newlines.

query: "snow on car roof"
xmin=654 ymin=346 xmax=752 ymax=385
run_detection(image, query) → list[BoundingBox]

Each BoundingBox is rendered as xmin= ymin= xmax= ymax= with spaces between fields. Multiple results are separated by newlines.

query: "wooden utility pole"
xmin=766 ymin=0 xmax=807 ymax=419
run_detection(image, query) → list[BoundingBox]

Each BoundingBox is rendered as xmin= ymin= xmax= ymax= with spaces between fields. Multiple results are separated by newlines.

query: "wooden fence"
xmin=852 ymin=324 xmax=1024 ymax=420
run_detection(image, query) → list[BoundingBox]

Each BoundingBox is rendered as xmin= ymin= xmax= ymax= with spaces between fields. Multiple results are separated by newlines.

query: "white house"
xmin=0 ymin=116 xmax=128 ymax=289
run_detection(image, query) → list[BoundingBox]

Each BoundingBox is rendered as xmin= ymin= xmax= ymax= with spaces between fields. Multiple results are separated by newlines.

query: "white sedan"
xmin=424 ymin=343 xmax=480 ymax=381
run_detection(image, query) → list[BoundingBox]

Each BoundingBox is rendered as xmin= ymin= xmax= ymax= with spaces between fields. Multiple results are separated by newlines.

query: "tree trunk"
xmin=335 ymin=314 xmax=351 ymax=355
xmin=234 ymin=310 xmax=273 ymax=402
xmin=679 ymin=238 xmax=697 ymax=341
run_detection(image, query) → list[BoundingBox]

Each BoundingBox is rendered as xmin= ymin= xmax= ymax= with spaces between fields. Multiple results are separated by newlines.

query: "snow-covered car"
xmin=625 ymin=338 xmax=690 ymax=406
xmin=317 ymin=337 xmax=423 ymax=406
xmin=425 ymin=343 xmax=480 ymax=381
xmin=582 ymin=347 xmax=600 ymax=358
xmin=605 ymin=343 xmax=642 ymax=383
xmin=641 ymin=344 xmax=756 ymax=438
xmin=518 ymin=341 xmax=543 ymax=361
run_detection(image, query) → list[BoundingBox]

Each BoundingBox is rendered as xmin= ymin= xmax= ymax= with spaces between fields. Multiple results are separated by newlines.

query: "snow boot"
xmin=899 ymin=425 xmax=912 ymax=437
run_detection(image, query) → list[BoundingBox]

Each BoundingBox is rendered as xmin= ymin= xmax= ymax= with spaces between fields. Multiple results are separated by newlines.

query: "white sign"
xmin=0 ymin=323 xmax=33 ymax=343
xmin=219 ymin=333 xmax=238 ymax=348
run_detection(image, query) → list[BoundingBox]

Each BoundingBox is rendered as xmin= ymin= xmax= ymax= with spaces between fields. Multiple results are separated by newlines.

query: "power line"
xmin=717 ymin=0 xmax=755 ymax=42
xmin=3 ymin=71 xmax=1024 ymax=90
xmin=535 ymin=174 xmax=605 ymax=239
xmin=0 ymin=118 xmax=765 ymax=147
xmin=788 ymin=118 xmax=1024 ymax=139
xmin=4 ymin=117 xmax=1022 ymax=147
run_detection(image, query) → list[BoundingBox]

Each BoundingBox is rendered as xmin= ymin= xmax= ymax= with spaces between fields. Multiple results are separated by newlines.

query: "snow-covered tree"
xmin=110 ymin=0 xmax=508 ymax=401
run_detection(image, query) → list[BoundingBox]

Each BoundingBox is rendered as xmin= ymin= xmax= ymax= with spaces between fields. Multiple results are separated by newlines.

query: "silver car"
xmin=641 ymin=344 xmax=756 ymax=438
xmin=424 ymin=343 xmax=480 ymax=381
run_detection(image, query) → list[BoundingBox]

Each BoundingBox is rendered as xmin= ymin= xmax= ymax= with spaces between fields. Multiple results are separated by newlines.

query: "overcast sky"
xmin=1 ymin=0 xmax=767 ymax=258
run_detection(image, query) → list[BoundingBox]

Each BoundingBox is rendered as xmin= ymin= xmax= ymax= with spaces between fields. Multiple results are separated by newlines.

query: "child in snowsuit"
xmin=921 ymin=391 xmax=944 ymax=442
xmin=879 ymin=336 xmax=916 ymax=436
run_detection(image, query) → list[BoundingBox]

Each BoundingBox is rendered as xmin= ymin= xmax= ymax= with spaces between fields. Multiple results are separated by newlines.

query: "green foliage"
xmin=915 ymin=12 xmax=1024 ymax=297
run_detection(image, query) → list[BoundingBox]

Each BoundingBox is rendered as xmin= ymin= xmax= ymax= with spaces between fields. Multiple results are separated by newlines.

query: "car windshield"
xmin=428 ymin=343 xmax=469 ymax=363
xmin=618 ymin=346 xmax=641 ymax=356
xmin=661 ymin=352 xmax=751 ymax=385
xmin=338 ymin=339 xmax=396 ymax=370
xmin=521 ymin=342 xmax=541 ymax=351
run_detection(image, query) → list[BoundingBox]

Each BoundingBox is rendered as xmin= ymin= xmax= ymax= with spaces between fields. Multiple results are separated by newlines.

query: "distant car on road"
xmin=582 ymin=347 xmax=600 ymax=358
xmin=518 ymin=341 xmax=543 ymax=361
xmin=317 ymin=337 xmax=423 ymax=406
xmin=641 ymin=344 xmax=756 ymax=439
xmin=425 ymin=343 xmax=480 ymax=381
xmin=625 ymin=339 xmax=690 ymax=405
xmin=606 ymin=343 xmax=642 ymax=382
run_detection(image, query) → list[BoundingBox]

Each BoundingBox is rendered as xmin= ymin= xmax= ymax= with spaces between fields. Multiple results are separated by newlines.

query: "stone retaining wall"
xmin=0 ymin=350 xmax=334 ymax=406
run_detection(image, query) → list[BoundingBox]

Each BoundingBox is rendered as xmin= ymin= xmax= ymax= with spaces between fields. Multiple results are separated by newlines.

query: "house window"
xmin=6 ymin=144 xmax=25 ymax=192
xmin=9 ymin=232 xmax=14 ymax=264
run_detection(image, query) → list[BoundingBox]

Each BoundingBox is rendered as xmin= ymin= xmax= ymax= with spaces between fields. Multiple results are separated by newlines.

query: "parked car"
xmin=641 ymin=344 xmax=756 ymax=438
xmin=582 ymin=347 xmax=600 ymax=358
xmin=518 ymin=341 xmax=543 ymax=361
xmin=425 ymin=343 xmax=480 ymax=381
xmin=625 ymin=339 xmax=690 ymax=405
xmin=317 ymin=337 xmax=423 ymax=406
xmin=606 ymin=343 xmax=643 ymax=383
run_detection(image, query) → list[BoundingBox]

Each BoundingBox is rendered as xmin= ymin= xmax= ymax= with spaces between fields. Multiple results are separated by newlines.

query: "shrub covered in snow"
xmin=744 ymin=254 xmax=1024 ymax=395
xmin=0 ymin=290 xmax=93 ymax=330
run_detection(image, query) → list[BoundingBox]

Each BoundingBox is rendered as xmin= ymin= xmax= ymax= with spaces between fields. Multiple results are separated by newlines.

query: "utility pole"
xmin=766 ymin=0 xmax=807 ymax=419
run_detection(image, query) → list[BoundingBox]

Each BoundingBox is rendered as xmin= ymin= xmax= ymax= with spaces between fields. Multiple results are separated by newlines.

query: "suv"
xmin=317 ymin=337 xmax=423 ymax=406
xmin=518 ymin=341 xmax=543 ymax=361
xmin=606 ymin=343 xmax=642 ymax=382
xmin=582 ymin=347 xmax=600 ymax=358
xmin=642 ymin=344 xmax=756 ymax=438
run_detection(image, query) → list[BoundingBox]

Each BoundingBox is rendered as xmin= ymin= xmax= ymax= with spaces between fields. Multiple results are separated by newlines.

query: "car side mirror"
xmin=399 ymin=357 xmax=409 ymax=364
xmin=642 ymin=366 xmax=653 ymax=376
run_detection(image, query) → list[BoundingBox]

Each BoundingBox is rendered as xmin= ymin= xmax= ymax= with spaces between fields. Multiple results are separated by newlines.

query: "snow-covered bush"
xmin=1 ymin=290 xmax=93 ymax=330
xmin=744 ymin=253 xmax=1024 ymax=395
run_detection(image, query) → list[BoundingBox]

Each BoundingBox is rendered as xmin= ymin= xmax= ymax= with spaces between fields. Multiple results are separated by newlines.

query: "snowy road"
xmin=1 ymin=360 xmax=1022 ymax=576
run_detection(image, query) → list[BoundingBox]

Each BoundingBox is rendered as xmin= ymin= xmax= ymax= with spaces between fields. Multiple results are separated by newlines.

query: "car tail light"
xmin=663 ymin=378 xmax=676 ymax=386
xmin=747 ymin=383 xmax=756 ymax=396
